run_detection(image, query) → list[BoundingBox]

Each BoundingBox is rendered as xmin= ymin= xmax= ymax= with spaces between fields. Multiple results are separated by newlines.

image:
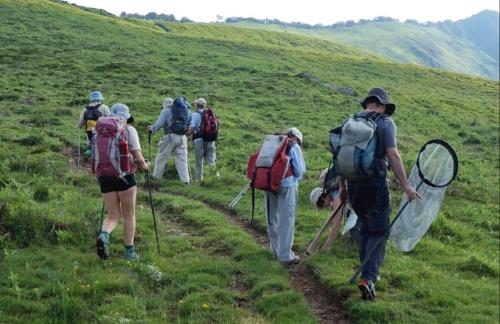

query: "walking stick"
xmin=77 ymin=127 xmax=81 ymax=170
xmin=148 ymin=130 xmax=152 ymax=163
xmin=99 ymin=201 xmax=105 ymax=232
xmin=227 ymin=182 xmax=251 ymax=210
xmin=145 ymin=170 xmax=161 ymax=256
xmin=306 ymin=200 xmax=346 ymax=255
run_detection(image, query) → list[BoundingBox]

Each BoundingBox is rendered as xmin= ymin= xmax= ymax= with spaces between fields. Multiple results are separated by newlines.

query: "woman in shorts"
xmin=96 ymin=103 xmax=150 ymax=260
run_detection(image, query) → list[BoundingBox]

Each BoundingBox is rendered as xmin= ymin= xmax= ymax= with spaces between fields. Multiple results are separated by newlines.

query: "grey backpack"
xmin=329 ymin=113 xmax=386 ymax=180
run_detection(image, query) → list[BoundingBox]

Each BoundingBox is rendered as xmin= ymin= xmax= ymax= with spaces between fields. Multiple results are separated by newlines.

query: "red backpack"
xmin=246 ymin=134 xmax=294 ymax=224
xmin=91 ymin=117 xmax=136 ymax=178
xmin=199 ymin=107 xmax=219 ymax=142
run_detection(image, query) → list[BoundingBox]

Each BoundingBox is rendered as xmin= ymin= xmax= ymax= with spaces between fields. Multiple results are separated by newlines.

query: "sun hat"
xmin=287 ymin=127 xmax=303 ymax=145
xmin=360 ymin=87 xmax=396 ymax=116
xmin=89 ymin=91 xmax=104 ymax=102
xmin=110 ymin=103 xmax=131 ymax=120
xmin=193 ymin=98 xmax=207 ymax=107
xmin=162 ymin=97 xmax=173 ymax=109
xmin=310 ymin=187 xmax=324 ymax=207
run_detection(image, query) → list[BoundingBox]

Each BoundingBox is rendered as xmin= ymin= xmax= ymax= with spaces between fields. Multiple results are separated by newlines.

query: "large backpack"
xmin=246 ymin=134 xmax=294 ymax=224
xmin=329 ymin=112 xmax=387 ymax=180
xmin=91 ymin=117 xmax=135 ymax=179
xmin=83 ymin=104 xmax=102 ymax=132
xmin=169 ymin=96 xmax=191 ymax=135
xmin=197 ymin=107 xmax=219 ymax=142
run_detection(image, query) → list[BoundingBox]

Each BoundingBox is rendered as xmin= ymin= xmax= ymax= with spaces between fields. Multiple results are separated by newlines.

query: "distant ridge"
xmin=225 ymin=10 xmax=500 ymax=80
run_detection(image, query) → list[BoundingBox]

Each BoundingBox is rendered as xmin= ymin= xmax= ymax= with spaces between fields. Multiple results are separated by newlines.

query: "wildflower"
xmin=203 ymin=304 xmax=208 ymax=310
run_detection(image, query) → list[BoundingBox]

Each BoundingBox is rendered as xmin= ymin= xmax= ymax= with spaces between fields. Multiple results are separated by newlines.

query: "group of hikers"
xmin=79 ymin=87 xmax=419 ymax=301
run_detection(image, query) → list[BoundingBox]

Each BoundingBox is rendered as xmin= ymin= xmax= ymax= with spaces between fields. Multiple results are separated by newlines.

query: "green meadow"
xmin=0 ymin=0 xmax=498 ymax=323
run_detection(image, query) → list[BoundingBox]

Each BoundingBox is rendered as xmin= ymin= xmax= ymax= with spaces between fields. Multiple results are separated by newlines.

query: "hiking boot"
xmin=124 ymin=246 xmax=139 ymax=261
xmin=96 ymin=232 xmax=109 ymax=260
xmin=358 ymin=278 xmax=376 ymax=301
xmin=280 ymin=255 xmax=301 ymax=267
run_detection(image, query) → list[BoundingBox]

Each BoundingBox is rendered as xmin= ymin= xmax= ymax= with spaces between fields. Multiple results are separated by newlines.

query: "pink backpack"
xmin=91 ymin=117 xmax=135 ymax=178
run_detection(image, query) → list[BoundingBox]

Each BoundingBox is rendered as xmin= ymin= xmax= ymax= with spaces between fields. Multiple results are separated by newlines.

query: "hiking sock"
xmin=99 ymin=231 xmax=110 ymax=241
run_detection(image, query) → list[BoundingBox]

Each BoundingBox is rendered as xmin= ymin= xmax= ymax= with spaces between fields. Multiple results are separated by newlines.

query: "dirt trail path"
xmin=167 ymin=192 xmax=351 ymax=324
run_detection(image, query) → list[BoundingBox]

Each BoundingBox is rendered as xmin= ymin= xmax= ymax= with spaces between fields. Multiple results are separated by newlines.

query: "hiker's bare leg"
xmin=101 ymin=191 xmax=121 ymax=233
xmin=118 ymin=186 xmax=137 ymax=246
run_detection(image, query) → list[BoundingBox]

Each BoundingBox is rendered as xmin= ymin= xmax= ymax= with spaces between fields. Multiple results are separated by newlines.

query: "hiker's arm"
xmin=387 ymin=147 xmax=420 ymax=201
xmin=149 ymin=109 xmax=169 ymax=133
xmin=188 ymin=111 xmax=200 ymax=136
xmin=131 ymin=150 xmax=150 ymax=171
xmin=289 ymin=145 xmax=306 ymax=181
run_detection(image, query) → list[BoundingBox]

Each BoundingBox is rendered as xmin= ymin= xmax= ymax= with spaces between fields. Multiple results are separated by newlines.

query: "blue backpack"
xmin=170 ymin=96 xmax=191 ymax=135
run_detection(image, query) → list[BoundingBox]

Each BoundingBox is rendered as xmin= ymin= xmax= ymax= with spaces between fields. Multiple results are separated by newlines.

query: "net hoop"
xmin=416 ymin=139 xmax=458 ymax=188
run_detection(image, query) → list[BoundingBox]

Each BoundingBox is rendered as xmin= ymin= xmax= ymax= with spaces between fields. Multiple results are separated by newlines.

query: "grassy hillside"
xmin=227 ymin=14 xmax=500 ymax=80
xmin=0 ymin=0 xmax=498 ymax=323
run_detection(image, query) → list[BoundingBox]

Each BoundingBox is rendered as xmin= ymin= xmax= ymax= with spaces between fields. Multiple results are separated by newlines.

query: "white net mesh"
xmin=390 ymin=142 xmax=456 ymax=252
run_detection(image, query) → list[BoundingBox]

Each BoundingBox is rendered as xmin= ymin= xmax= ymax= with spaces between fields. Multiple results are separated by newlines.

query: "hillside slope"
xmin=0 ymin=0 xmax=498 ymax=323
xmin=226 ymin=10 xmax=500 ymax=80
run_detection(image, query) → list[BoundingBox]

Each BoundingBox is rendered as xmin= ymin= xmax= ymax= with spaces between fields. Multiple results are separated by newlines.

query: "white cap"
xmin=287 ymin=127 xmax=303 ymax=145
xmin=309 ymin=187 xmax=324 ymax=207
xmin=193 ymin=98 xmax=207 ymax=107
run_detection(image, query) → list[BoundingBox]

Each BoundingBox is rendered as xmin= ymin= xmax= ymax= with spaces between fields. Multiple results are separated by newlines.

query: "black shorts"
xmin=98 ymin=174 xmax=136 ymax=194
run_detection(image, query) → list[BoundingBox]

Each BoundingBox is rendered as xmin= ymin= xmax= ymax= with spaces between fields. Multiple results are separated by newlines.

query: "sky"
xmin=69 ymin=0 xmax=499 ymax=25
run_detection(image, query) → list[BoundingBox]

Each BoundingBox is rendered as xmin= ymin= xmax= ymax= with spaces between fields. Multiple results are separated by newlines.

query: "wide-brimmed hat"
xmin=360 ymin=87 xmax=396 ymax=116
xmin=110 ymin=103 xmax=131 ymax=120
xmin=193 ymin=98 xmax=207 ymax=107
xmin=89 ymin=91 xmax=104 ymax=102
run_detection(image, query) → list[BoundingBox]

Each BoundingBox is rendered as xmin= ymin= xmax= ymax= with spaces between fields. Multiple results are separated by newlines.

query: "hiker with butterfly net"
xmin=333 ymin=87 xmax=420 ymax=301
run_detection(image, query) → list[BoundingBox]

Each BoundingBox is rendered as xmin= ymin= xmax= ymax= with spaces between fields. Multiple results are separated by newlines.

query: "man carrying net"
xmin=337 ymin=87 xmax=420 ymax=301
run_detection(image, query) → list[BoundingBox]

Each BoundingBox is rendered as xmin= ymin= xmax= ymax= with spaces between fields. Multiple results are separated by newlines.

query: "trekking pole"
xmin=306 ymin=200 xmax=346 ymax=255
xmin=349 ymin=181 xmax=424 ymax=283
xmin=99 ymin=201 xmax=105 ymax=232
xmin=148 ymin=130 xmax=152 ymax=163
xmin=145 ymin=170 xmax=161 ymax=256
xmin=77 ymin=127 xmax=81 ymax=170
xmin=227 ymin=182 xmax=251 ymax=210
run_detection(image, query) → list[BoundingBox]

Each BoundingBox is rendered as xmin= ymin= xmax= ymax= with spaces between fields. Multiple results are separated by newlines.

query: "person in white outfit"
xmin=147 ymin=98 xmax=190 ymax=184
xmin=189 ymin=98 xmax=217 ymax=181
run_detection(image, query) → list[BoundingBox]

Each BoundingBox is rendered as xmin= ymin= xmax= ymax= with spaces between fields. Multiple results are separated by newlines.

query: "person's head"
xmin=162 ymin=97 xmax=173 ymax=110
xmin=287 ymin=127 xmax=303 ymax=146
xmin=193 ymin=98 xmax=207 ymax=109
xmin=360 ymin=87 xmax=396 ymax=116
xmin=110 ymin=103 xmax=131 ymax=122
xmin=89 ymin=91 xmax=104 ymax=103
xmin=310 ymin=187 xmax=332 ymax=208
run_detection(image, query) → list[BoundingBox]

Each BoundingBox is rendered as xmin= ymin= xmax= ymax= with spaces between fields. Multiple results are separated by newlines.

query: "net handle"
xmin=416 ymin=139 xmax=458 ymax=188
